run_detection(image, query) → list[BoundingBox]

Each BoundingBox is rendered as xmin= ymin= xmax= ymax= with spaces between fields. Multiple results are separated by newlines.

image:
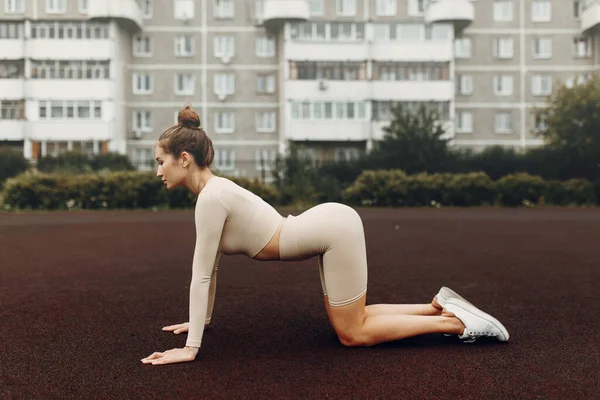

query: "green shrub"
xmin=1 ymin=171 xmax=280 ymax=211
xmin=495 ymin=173 xmax=547 ymax=207
xmin=342 ymin=170 xmax=409 ymax=207
xmin=0 ymin=147 xmax=30 ymax=187
xmin=37 ymin=151 xmax=135 ymax=174
xmin=543 ymin=178 xmax=596 ymax=206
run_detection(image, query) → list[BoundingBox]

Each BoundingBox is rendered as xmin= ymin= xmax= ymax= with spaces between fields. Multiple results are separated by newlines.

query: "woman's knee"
xmin=325 ymin=293 xmax=371 ymax=347
xmin=337 ymin=329 xmax=373 ymax=348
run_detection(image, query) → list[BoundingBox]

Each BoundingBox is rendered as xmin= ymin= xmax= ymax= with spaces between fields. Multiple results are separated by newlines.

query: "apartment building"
xmin=0 ymin=0 xmax=598 ymax=179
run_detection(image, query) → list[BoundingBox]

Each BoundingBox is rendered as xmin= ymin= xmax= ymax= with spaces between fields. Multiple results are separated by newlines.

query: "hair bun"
xmin=177 ymin=105 xmax=201 ymax=128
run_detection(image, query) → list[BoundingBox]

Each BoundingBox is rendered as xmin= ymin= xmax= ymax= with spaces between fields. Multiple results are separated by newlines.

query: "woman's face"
xmin=155 ymin=144 xmax=187 ymax=190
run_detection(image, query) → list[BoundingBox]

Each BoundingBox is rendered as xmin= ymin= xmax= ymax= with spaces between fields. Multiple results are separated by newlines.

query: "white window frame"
xmin=132 ymin=72 xmax=153 ymax=95
xmin=573 ymin=37 xmax=592 ymax=58
xmin=256 ymin=36 xmax=275 ymax=57
xmin=214 ymin=36 xmax=235 ymax=58
xmin=531 ymin=75 xmax=552 ymax=96
xmin=532 ymin=37 xmax=552 ymax=59
xmin=493 ymin=0 xmax=513 ymax=22
xmin=255 ymin=149 xmax=275 ymax=171
xmin=495 ymin=112 xmax=513 ymax=134
xmin=532 ymin=0 xmax=551 ymax=22
xmin=336 ymin=0 xmax=357 ymax=16
xmin=175 ymin=73 xmax=195 ymax=96
xmin=139 ymin=0 xmax=153 ymax=19
xmin=376 ymin=0 xmax=397 ymax=16
xmin=493 ymin=75 xmax=513 ymax=96
xmin=174 ymin=0 xmax=195 ymax=20
xmin=535 ymin=113 xmax=548 ymax=131
xmin=257 ymin=74 xmax=276 ymax=94
xmin=334 ymin=148 xmax=359 ymax=163
xmin=493 ymin=37 xmax=514 ymax=59
xmin=175 ymin=35 xmax=194 ymax=57
xmin=457 ymin=75 xmax=473 ymax=95
xmin=214 ymin=0 xmax=234 ymax=19
xmin=46 ymin=0 xmax=66 ymax=14
xmin=454 ymin=38 xmax=472 ymax=59
xmin=133 ymin=35 xmax=152 ymax=57
xmin=456 ymin=111 xmax=473 ymax=133
xmin=214 ymin=73 xmax=235 ymax=96
xmin=78 ymin=0 xmax=88 ymax=13
xmin=5 ymin=0 xmax=25 ymax=13
xmin=214 ymin=111 xmax=234 ymax=134
xmin=408 ymin=0 xmax=426 ymax=16
xmin=214 ymin=149 xmax=236 ymax=171
xmin=309 ymin=0 xmax=324 ymax=16
xmin=133 ymin=110 xmax=152 ymax=132
xmin=256 ymin=111 xmax=276 ymax=133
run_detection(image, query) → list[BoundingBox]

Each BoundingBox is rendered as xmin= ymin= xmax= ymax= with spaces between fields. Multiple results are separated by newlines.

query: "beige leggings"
xmin=278 ymin=203 xmax=368 ymax=307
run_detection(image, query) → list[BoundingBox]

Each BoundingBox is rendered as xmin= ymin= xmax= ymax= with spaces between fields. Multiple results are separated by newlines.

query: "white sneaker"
xmin=444 ymin=297 xmax=510 ymax=343
xmin=436 ymin=286 xmax=472 ymax=308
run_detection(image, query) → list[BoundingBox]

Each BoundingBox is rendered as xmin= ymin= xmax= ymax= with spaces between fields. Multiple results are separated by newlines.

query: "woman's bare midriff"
xmin=252 ymin=218 xmax=286 ymax=261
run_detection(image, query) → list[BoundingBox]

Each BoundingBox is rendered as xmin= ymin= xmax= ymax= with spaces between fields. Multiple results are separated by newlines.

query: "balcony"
xmin=0 ymin=80 xmax=25 ymax=100
xmin=425 ymin=0 xmax=474 ymax=34
xmin=285 ymin=42 xmax=367 ymax=61
xmin=88 ymin=0 xmax=143 ymax=32
xmin=25 ymin=80 xmax=115 ymax=100
xmin=26 ymin=40 xmax=112 ymax=60
xmin=287 ymin=121 xmax=369 ymax=141
xmin=28 ymin=121 xmax=111 ymax=141
xmin=371 ymin=41 xmax=453 ymax=62
xmin=0 ymin=40 xmax=24 ymax=60
xmin=581 ymin=0 xmax=600 ymax=33
xmin=286 ymin=80 xmax=370 ymax=100
xmin=263 ymin=0 xmax=310 ymax=31
xmin=0 ymin=120 xmax=25 ymax=141
xmin=371 ymin=81 xmax=454 ymax=102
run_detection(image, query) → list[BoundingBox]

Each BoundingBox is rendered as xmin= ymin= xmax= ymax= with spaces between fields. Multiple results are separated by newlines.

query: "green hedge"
xmin=1 ymin=171 xmax=279 ymax=211
xmin=343 ymin=170 xmax=597 ymax=207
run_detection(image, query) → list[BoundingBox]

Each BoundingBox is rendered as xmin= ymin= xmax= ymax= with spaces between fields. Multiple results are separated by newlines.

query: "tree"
xmin=535 ymin=73 xmax=600 ymax=181
xmin=366 ymin=103 xmax=455 ymax=174
xmin=0 ymin=147 xmax=30 ymax=187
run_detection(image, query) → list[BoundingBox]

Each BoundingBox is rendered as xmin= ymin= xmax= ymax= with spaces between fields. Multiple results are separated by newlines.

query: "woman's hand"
xmin=162 ymin=322 xmax=189 ymax=335
xmin=141 ymin=347 xmax=199 ymax=366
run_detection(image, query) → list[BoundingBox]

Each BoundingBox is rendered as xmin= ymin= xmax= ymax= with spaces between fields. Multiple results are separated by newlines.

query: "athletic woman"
xmin=141 ymin=106 xmax=509 ymax=366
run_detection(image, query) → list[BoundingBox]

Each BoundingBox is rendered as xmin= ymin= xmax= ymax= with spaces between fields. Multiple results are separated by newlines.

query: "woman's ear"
xmin=181 ymin=152 xmax=190 ymax=168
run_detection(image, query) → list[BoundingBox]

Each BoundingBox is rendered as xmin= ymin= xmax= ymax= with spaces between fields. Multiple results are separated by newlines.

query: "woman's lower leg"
xmin=365 ymin=303 xmax=441 ymax=317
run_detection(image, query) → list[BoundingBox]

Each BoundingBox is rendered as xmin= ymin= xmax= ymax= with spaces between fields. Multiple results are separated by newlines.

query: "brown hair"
xmin=158 ymin=105 xmax=214 ymax=168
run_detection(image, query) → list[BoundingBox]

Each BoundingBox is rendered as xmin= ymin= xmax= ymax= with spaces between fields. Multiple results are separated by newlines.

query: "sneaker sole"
xmin=437 ymin=286 xmax=472 ymax=308
xmin=445 ymin=298 xmax=510 ymax=342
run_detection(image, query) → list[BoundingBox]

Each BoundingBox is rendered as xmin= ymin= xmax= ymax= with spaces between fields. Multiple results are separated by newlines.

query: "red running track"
xmin=0 ymin=208 xmax=599 ymax=399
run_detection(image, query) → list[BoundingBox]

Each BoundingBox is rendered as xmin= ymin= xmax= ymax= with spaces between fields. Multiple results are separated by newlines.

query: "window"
xmin=0 ymin=22 xmax=23 ymax=39
xmin=493 ymin=37 xmax=514 ymax=59
xmin=133 ymin=35 xmax=152 ymax=56
xmin=334 ymin=148 xmax=359 ymax=163
xmin=256 ymin=111 xmax=276 ymax=132
xmin=1 ymin=100 xmax=21 ymax=119
xmin=493 ymin=75 xmax=513 ymax=96
xmin=495 ymin=112 xmax=513 ymax=134
xmin=132 ymin=72 xmax=153 ymax=94
xmin=256 ymin=37 xmax=275 ymax=57
xmin=174 ymin=0 xmax=194 ymax=20
xmin=214 ymin=149 xmax=235 ymax=171
xmin=46 ymin=0 xmax=66 ymax=13
xmin=573 ymin=37 xmax=592 ymax=58
xmin=371 ymin=101 xmax=449 ymax=121
xmin=214 ymin=0 xmax=234 ymax=19
xmin=531 ymin=75 xmax=552 ymax=96
xmin=376 ymin=0 xmax=396 ymax=16
xmin=78 ymin=0 xmax=88 ymax=13
xmin=309 ymin=0 xmax=324 ymax=15
xmin=574 ymin=0 xmax=580 ymax=18
xmin=532 ymin=0 xmax=551 ymax=22
xmin=256 ymin=149 xmax=276 ymax=171
xmin=175 ymin=73 xmax=195 ymax=95
xmin=133 ymin=110 xmax=152 ymax=132
xmin=337 ymin=0 xmax=356 ymax=16
xmin=455 ymin=38 xmax=472 ymax=58
xmin=5 ymin=0 xmax=25 ymax=13
xmin=30 ymin=21 xmax=108 ymax=39
xmin=408 ymin=0 xmax=425 ymax=16
xmin=456 ymin=111 xmax=473 ymax=133
xmin=0 ymin=61 xmax=23 ymax=78
xmin=291 ymin=101 xmax=367 ymax=120
xmin=214 ymin=111 xmax=234 ymax=133
xmin=38 ymin=100 xmax=102 ymax=120
xmin=138 ymin=0 xmax=152 ymax=18
xmin=214 ymin=73 xmax=235 ymax=96
xmin=535 ymin=114 xmax=547 ymax=131
xmin=532 ymin=37 xmax=552 ymax=59
xmin=456 ymin=75 xmax=473 ymax=95
xmin=31 ymin=61 xmax=110 ymax=79
xmin=175 ymin=36 xmax=194 ymax=57
xmin=565 ymin=73 xmax=588 ymax=88
xmin=214 ymin=36 xmax=235 ymax=58
xmin=493 ymin=0 xmax=513 ymax=22
xmin=257 ymin=74 xmax=275 ymax=94
xmin=132 ymin=148 xmax=153 ymax=170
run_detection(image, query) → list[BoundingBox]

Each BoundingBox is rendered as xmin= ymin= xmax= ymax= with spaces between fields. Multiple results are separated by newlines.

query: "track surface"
xmin=1 ymin=208 xmax=599 ymax=400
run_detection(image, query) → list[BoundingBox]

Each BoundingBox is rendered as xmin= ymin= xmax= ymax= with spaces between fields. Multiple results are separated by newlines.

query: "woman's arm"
xmin=205 ymin=252 xmax=221 ymax=327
